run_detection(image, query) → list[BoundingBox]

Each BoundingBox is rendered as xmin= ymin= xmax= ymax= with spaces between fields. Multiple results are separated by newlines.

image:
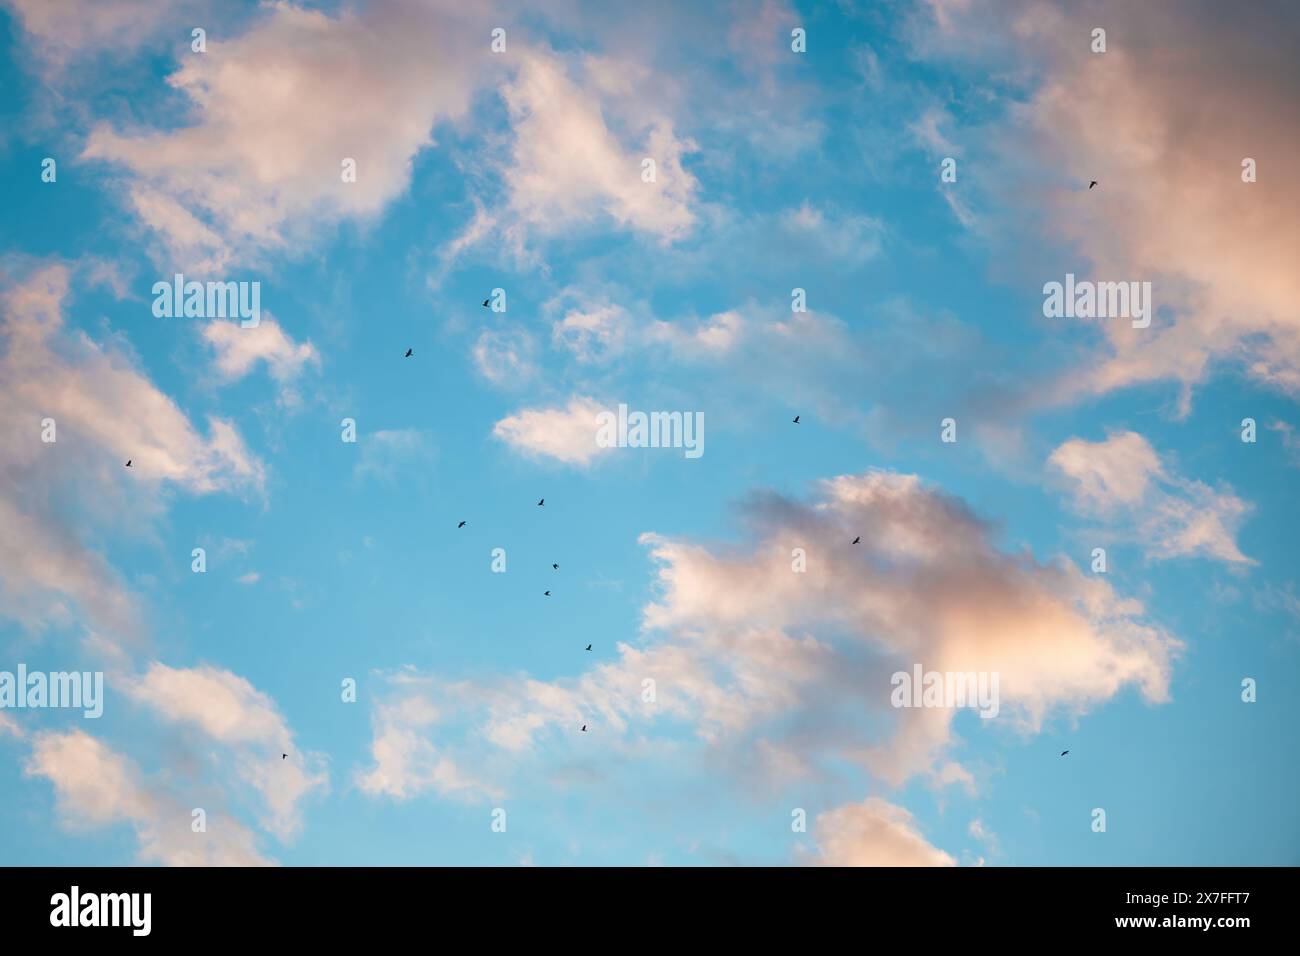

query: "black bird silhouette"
xmin=125 ymin=460 xmax=132 ymax=467
xmin=852 ymin=536 xmax=861 ymax=544
xmin=581 ymin=724 xmax=587 ymax=732
xmin=457 ymin=520 xmax=466 ymax=528
xmin=793 ymin=415 xmax=800 ymax=424
xmin=281 ymin=753 xmax=287 ymax=759
xmin=544 ymin=590 xmax=551 ymax=596
xmin=482 ymin=298 xmax=490 ymax=308
xmin=552 ymin=563 xmax=559 ymax=569
xmin=537 ymin=498 xmax=544 ymax=506
xmin=1060 ymin=750 xmax=1069 ymax=756
xmin=1088 ymin=181 xmax=1097 ymax=189
xmin=404 ymin=348 xmax=413 ymax=357
xmin=585 ymin=644 xmax=592 ymax=651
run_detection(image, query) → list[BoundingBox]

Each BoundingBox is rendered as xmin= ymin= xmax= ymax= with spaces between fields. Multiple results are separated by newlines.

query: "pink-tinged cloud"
xmin=802 ymin=797 xmax=957 ymax=867
xmin=127 ymin=663 xmax=328 ymax=838
xmin=492 ymin=396 xmax=614 ymax=467
xmin=356 ymin=469 xmax=1179 ymax=799
xmin=1049 ymin=431 xmax=1254 ymax=565
xmin=0 ymin=264 xmax=263 ymax=647
xmin=79 ymin=0 xmax=494 ymax=270
xmin=24 ymin=729 xmax=273 ymax=866
xmin=915 ymin=0 xmax=1300 ymax=409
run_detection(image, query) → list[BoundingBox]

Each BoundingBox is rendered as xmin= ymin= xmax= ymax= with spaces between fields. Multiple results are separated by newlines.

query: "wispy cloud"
xmin=1049 ymin=431 xmax=1254 ymax=565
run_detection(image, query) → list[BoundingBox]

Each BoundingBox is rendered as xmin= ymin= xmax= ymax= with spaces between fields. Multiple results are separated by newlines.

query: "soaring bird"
xmin=457 ymin=520 xmax=466 ymax=528
xmin=584 ymin=644 xmax=592 ymax=651
xmin=537 ymin=498 xmax=544 ymax=506
xmin=282 ymin=753 xmax=287 ymax=759
xmin=125 ymin=460 xmax=132 ymax=467
xmin=544 ymin=590 xmax=551 ymax=596
xmin=552 ymin=563 xmax=559 ymax=570
xmin=852 ymin=536 xmax=861 ymax=544
xmin=1088 ymin=181 xmax=1097 ymax=189
xmin=793 ymin=415 xmax=800 ymax=424
xmin=1060 ymin=750 xmax=1069 ymax=757
xmin=581 ymin=725 xmax=587 ymax=732
xmin=404 ymin=348 xmax=413 ymax=357
xmin=482 ymin=298 xmax=490 ymax=308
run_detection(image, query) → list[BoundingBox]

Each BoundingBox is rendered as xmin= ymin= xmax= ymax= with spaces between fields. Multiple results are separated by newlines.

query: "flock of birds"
xmin=125 ymin=243 xmax=1107 ymax=751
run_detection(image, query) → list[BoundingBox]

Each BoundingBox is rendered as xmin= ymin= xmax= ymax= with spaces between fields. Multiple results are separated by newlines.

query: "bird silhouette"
xmin=281 ymin=753 xmax=287 ymax=759
xmin=457 ymin=520 xmax=466 ymax=528
xmin=1060 ymin=750 xmax=1069 ymax=756
xmin=552 ymin=563 xmax=559 ymax=570
xmin=581 ymin=725 xmax=587 ymax=732
xmin=1088 ymin=181 xmax=1097 ymax=189
xmin=537 ymin=498 xmax=544 ymax=506
xmin=544 ymin=590 xmax=551 ymax=596
xmin=124 ymin=460 xmax=132 ymax=467
xmin=404 ymin=348 xmax=413 ymax=357
xmin=584 ymin=644 xmax=592 ymax=651
xmin=852 ymin=536 xmax=861 ymax=544
xmin=482 ymin=298 xmax=490 ymax=308
xmin=793 ymin=415 xmax=800 ymax=424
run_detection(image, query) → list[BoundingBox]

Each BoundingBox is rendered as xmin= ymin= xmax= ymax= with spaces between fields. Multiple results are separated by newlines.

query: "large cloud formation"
xmin=916 ymin=0 xmax=1300 ymax=410
xmin=358 ymin=469 xmax=1180 ymax=805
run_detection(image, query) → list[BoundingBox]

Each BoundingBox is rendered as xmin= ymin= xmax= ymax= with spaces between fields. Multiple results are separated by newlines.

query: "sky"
xmin=0 ymin=0 xmax=1297 ymax=867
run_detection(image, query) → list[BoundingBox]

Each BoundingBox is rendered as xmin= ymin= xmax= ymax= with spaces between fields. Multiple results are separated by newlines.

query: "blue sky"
xmin=0 ymin=0 xmax=1297 ymax=867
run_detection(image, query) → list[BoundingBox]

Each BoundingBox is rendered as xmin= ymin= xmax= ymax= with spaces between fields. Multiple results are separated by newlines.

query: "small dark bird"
xmin=482 ymin=298 xmax=490 ymax=308
xmin=457 ymin=520 xmax=466 ymax=528
xmin=125 ymin=460 xmax=132 ymax=467
xmin=1060 ymin=750 xmax=1069 ymax=757
xmin=404 ymin=348 xmax=413 ymax=357
xmin=1088 ymin=181 xmax=1097 ymax=189
xmin=544 ymin=590 xmax=551 ymax=596
xmin=793 ymin=415 xmax=800 ymax=424
xmin=537 ymin=498 xmax=544 ymax=506
xmin=552 ymin=563 xmax=559 ymax=570
xmin=581 ymin=725 xmax=587 ymax=732
xmin=584 ymin=644 xmax=591 ymax=651
xmin=852 ymin=536 xmax=861 ymax=544
xmin=281 ymin=753 xmax=287 ymax=759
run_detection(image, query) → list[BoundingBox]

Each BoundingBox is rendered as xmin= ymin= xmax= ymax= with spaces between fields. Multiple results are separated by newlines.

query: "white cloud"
xmin=3 ymin=0 xmax=189 ymax=68
xmin=24 ymin=729 xmax=272 ymax=866
xmin=492 ymin=396 xmax=613 ymax=467
xmin=1049 ymin=431 xmax=1254 ymax=565
xmin=551 ymin=302 xmax=630 ymax=364
xmin=492 ymin=49 xmax=699 ymax=248
xmin=804 ymin=798 xmax=957 ymax=867
xmin=0 ymin=264 xmax=263 ymax=646
xmin=202 ymin=316 xmax=319 ymax=403
xmin=79 ymin=0 xmax=493 ymax=270
xmin=646 ymin=310 xmax=745 ymax=359
xmin=472 ymin=327 xmax=538 ymax=387
xmin=356 ymin=469 xmax=1179 ymax=800
xmin=356 ymin=679 xmax=500 ymax=802
xmin=914 ymin=0 xmax=1300 ymax=406
xmin=126 ymin=663 xmax=327 ymax=838
xmin=0 ymin=712 xmax=23 ymax=739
